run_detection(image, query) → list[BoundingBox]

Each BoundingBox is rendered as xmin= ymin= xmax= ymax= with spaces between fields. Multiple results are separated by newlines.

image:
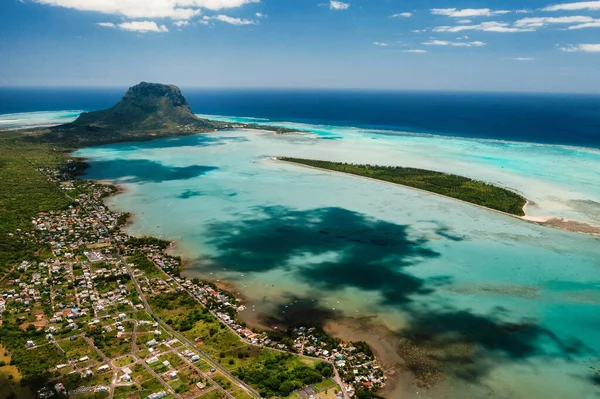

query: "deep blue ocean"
xmin=1 ymin=88 xmax=600 ymax=147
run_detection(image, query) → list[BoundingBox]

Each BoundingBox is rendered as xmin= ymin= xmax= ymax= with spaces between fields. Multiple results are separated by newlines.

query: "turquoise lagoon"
xmin=71 ymin=120 xmax=600 ymax=399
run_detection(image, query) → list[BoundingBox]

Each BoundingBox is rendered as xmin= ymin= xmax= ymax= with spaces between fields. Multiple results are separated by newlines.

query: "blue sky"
xmin=1 ymin=0 xmax=600 ymax=92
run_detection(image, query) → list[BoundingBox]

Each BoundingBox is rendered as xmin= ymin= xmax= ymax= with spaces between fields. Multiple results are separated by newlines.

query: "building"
xmin=147 ymin=391 xmax=167 ymax=399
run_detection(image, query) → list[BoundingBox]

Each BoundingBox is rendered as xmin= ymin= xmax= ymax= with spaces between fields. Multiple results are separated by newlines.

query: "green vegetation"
xmin=355 ymin=390 xmax=386 ymax=399
xmin=148 ymin=292 xmax=333 ymax=397
xmin=125 ymin=236 xmax=171 ymax=249
xmin=313 ymin=378 xmax=338 ymax=392
xmin=237 ymin=357 xmax=333 ymax=397
xmin=149 ymin=292 xmax=216 ymax=332
xmin=0 ymin=133 xmax=72 ymax=272
xmin=0 ymin=320 xmax=66 ymax=389
xmin=280 ymin=157 xmax=527 ymax=216
xmin=128 ymin=252 xmax=160 ymax=274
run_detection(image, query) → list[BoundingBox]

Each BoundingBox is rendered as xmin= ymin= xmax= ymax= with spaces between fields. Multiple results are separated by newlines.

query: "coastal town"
xmin=0 ymin=160 xmax=386 ymax=399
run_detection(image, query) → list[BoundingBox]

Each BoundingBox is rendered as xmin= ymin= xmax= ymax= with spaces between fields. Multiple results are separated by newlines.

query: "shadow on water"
xmin=205 ymin=206 xmax=438 ymax=305
xmin=85 ymin=159 xmax=218 ymax=183
xmin=261 ymin=294 xmax=344 ymax=329
xmin=200 ymin=205 xmax=592 ymax=388
xmin=177 ymin=189 xmax=206 ymax=199
xmin=112 ymin=134 xmax=249 ymax=151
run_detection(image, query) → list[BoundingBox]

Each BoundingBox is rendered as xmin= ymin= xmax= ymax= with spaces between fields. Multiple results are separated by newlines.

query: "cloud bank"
xmin=32 ymin=0 xmax=259 ymax=19
xmin=560 ymin=43 xmax=600 ymax=52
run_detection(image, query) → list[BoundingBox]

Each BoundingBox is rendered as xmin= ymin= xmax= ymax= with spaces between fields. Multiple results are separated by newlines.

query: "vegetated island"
xmin=278 ymin=157 xmax=528 ymax=217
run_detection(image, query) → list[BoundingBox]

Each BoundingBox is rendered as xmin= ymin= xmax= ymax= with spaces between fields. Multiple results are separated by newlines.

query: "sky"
xmin=1 ymin=0 xmax=600 ymax=92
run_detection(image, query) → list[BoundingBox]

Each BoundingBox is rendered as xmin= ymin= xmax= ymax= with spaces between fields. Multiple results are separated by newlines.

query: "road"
xmin=156 ymin=262 xmax=350 ymax=398
xmin=123 ymin=261 xmax=255 ymax=399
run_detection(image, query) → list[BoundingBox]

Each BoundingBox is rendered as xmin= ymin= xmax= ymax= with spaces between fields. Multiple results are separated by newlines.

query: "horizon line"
xmin=1 ymin=85 xmax=600 ymax=96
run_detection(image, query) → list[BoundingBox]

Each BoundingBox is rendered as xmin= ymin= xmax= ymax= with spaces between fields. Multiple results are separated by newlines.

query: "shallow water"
xmin=0 ymin=110 xmax=81 ymax=130
xmin=74 ymin=125 xmax=600 ymax=399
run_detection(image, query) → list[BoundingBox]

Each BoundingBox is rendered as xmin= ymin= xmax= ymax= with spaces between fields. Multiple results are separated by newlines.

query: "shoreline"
xmin=273 ymin=158 xmax=600 ymax=237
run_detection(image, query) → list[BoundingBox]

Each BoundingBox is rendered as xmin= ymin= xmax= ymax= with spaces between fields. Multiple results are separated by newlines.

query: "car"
xmin=210 ymin=368 xmax=216 ymax=373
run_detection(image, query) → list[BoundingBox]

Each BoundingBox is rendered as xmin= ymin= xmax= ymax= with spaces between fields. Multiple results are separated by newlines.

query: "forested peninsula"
xmin=278 ymin=158 xmax=528 ymax=216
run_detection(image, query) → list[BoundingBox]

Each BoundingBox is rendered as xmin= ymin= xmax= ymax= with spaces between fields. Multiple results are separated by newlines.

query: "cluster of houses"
xmin=292 ymin=328 xmax=386 ymax=391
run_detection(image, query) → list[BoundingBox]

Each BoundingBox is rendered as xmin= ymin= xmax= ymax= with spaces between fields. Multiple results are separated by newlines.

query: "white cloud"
xmin=31 ymin=0 xmax=259 ymax=20
xmin=255 ymin=12 xmax=265 ymax=17
xmin=560 ymin=43 xmax=600 ymax=52
xmin=209 ymin=14 xmax=256 ymax=24
xmin=403 ymin=49 xmax=427 ymax=53
xmin=102 ymin=21 xmax=169 ymax=32
xmin=434 ymin=21 xmax=535 ymax=33
xmin=431 ymin=8 xmax=510 ymax=17
xmin=411 ymin=29 xmax=426 ymax=33
xmin=372 ymin=42 xmax=388 ymax=46
xmin=329 ymin=1 xmax=349 ymax=10
xmin=423 ymin=39 xmax=485 ymax=47
xmin=543 ymin=1 xmax=600 ymax=11
xmin=390 ymin=12 xmax=412 ymax=18
xmin=509 ymin=57 xmax=536 ymax=60
xmin=568 ymin=20 xmax=600 ymax=28
xmin=457 ymin=19 xmax=472 ymax=23
xmin=173 ymin=20 xmax=189 ymax=27
xmin=514 ymin=15 xmax=595 ymax=27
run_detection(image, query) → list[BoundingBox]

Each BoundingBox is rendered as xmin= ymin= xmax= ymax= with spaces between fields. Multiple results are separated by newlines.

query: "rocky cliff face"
xmin=70 ymin=82 xmax=212 ymax=131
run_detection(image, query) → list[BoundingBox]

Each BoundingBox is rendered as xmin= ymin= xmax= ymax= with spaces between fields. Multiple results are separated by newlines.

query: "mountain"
xmin=71 ymin=82 xmax=212 ymax=130
xmin=37 ymin=82 xmax=219 ymax=146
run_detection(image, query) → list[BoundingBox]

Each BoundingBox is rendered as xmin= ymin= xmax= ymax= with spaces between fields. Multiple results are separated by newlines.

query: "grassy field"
xmin=199 ymin=389 xmax=226 ymax=399
xmin=314 ymin=378 xmax=338 ymax=392
xmin=0 ymin=344 xmax=35 ymax=399
xmin=280 ymin=157 xmax=528 ymax=216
